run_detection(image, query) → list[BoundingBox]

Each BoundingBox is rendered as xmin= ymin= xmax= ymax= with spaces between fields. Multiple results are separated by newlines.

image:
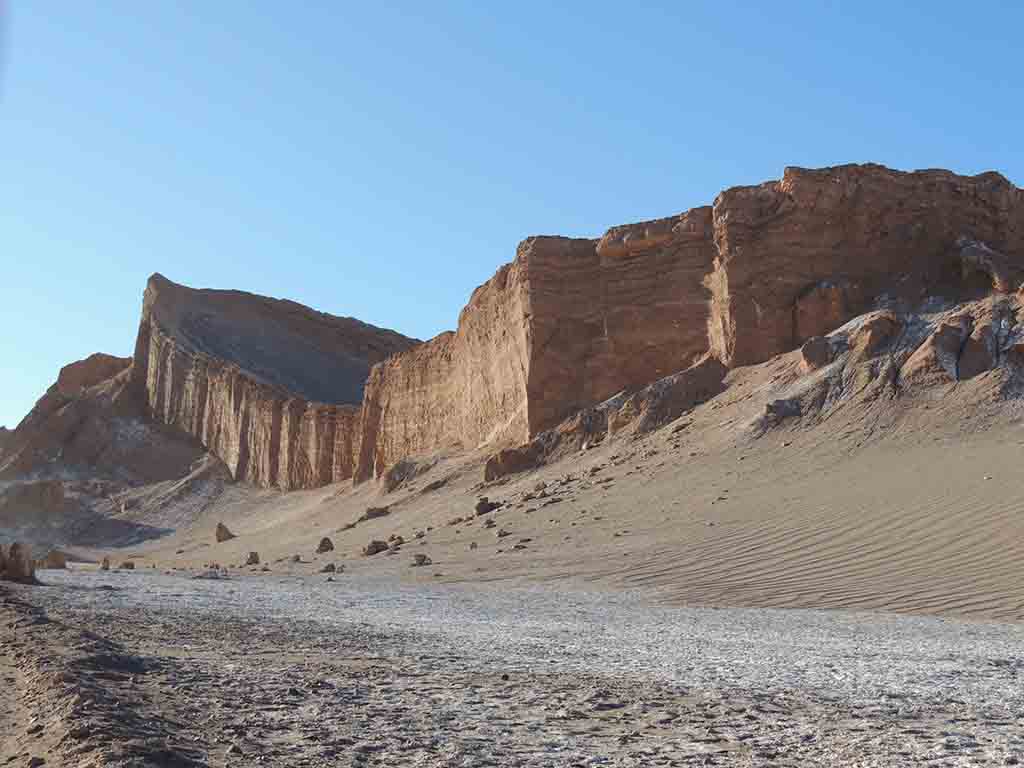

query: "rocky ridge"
xmin=131 ymin=274 xmax=419 ymax=489
xmin=361 ymin=164 xmax=1023 ymax=480
xmin=2 ymin=163 xmax=1022 ymax=528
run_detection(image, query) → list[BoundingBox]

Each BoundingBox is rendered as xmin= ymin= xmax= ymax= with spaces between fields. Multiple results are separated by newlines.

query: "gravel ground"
xmin=7 ymin=568 xmax=1024 ymax=766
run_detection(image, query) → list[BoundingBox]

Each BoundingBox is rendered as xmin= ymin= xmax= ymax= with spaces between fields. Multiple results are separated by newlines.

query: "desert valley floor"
xmin=4 ymin=164 xmax=1024 ymax=765
xmin=4 ymin=385 xmax=1024 ymax=766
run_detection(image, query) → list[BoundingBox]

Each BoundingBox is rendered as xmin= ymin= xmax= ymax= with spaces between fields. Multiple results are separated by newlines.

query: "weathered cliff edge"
xmin=8 ymin=163 xmax=1022 ymax=495
xmin=356 ymin=164 xmax=1024 ymax=481
xmin=131 ymin=275 xmax=419 ymax=490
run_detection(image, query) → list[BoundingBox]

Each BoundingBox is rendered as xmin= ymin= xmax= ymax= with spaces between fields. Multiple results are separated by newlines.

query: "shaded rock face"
xmin=484 ymin=444 xmax=546 ymax=482
xmin=747 ymin=291 xmax=1024 ymax=442
xmin=606 ymin=355 xmax=728 ymax=437
xmin=132 ymin=274 xmax=419 ymax=489
xmin=485 ymin=356 xmax=727 ymax=481
xmin=0 ymin=353 xmax=203 ymax=484
xmin=800 ymin=337 xmax=833 ymax=371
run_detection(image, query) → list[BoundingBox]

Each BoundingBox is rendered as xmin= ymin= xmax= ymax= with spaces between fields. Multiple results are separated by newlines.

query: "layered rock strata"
xmin=357 ymin=211 xmax=717 ymax=481
xmin=362 ymin=164 xmax=1023 ymax=482
xmin=708 ymin=165 xmax=1024 ymax=366
xmin=131 ymin=275 xmax=419 ymax=489
xmin=9 ymin=164 xmax=1023 ymax=495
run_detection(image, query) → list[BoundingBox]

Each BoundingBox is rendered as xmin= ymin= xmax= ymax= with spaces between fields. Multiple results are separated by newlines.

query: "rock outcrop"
xmin=357 ymin=212 xmax=717 ymax=481
xmin=7 ymin=163 xmax=1023 ymax=500
xmin=1 ymin=542 xmax=36 ymax=584
xmin=360 ymin=164 xmax=1023 ymax=482
xmin=41 ymin=550 xmax=68 ymax=569
xmin=131 ymin=274 xmax=419 ymax=489
xmin=0 ymin=352 xmax=201 ymax=484
xmin=708 ymin=165 xmax=1023 ymax=366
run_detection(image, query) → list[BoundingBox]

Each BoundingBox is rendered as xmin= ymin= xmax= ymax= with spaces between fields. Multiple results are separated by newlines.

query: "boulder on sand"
xmin=363 ymin=540 xmax=388 ymax=557
xmin=316 ymin=537 xmax=334 ymax=554
xmin=2 ymin=542 xmax=37 ymax=584
xmin=215 ymin=523 xmax=236 ymax=543
xmin=246 ymin=551 xmax=260 ymax=566
xmin=42 ymin=550 xmax=68 ymax=569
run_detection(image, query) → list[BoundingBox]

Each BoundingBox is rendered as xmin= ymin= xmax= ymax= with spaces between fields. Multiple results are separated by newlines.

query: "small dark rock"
xmin=475 ymin=497 xmax=501 ymax=516
xmin=363 ymin=540 xmax=389 ymax=557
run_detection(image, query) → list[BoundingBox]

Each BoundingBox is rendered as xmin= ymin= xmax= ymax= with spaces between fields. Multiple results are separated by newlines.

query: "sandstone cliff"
xmin=358 ymin=164 xmax=1023 ymax=482
xmin=9 ymin=163 xmax=1023 ymax=496
xmin=132 ymin=274 xmax=419 ymax=489
xmin=708 ymin=165 xmax=1024 ymax=366
xmin=355 ymin=217 xmax=717 ymax=481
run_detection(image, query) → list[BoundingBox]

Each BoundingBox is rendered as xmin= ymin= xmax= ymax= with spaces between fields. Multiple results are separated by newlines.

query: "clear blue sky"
xmin=2 ymin=2 xmax=1021 ymax=428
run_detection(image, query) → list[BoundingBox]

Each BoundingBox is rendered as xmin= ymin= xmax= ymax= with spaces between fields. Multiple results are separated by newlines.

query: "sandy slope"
xmin=80 ymin=355 xmax=1024 ymax=624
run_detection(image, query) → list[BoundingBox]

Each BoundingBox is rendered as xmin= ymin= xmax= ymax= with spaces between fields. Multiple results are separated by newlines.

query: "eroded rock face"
xmin=357 ymin=214 xmax=716 ymax=481
xmin=607 ymin=356 xmax=727 ymax=437
xmin=132 ymin=274 xmax=418 ymax=489
xmin=56 ymin=354 xmax=132 ymax=397
xmin=11 ymin=164 xmax=1023 ymax=501
xmin=358 ymin=164 xmax=1022 ymax=483
xmin=0 ymin=352 xmax=202 ymax=485
xmin=849 ymin=311 xmax=902 ymax=363
xmin=709 ymin=165 xmax=1024 ymax=366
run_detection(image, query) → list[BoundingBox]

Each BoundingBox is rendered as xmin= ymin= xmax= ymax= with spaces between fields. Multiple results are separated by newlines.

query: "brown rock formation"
xmin=484 ymin=444 xmax=546 ymax=482
xmin=0 ymin=351 xmax=201 ymax=483
xmin=849 ymin=311 xmax=902 ymax=362
xmin=358 ymin=164 xmax=1022 ymax=482
xmin=708 ymin=165 xmax=1023 ymax=367
xmin=55 ymin=354 xmax=132 ymax=396
xmin=2 ymin=542 xmax=36 ymax=584
xmin=9 ymin=163 xmax=1023 ymax=501
xmin=606 ymin=355 xmax=728 ymax=437
xmin=131 ymin=274 xmax=418 ymax=489
xmin=41 ymin=550 xmax=68 ymax=569
xmin=357 ymin=211 xmax=716 ymax=481
xmin=215 ymin=523 xmax=236 ymax=543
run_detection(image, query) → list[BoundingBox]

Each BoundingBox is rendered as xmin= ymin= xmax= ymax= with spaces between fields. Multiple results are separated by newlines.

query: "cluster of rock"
xmin=4 ymin=164 xmax=1022 ymax=499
